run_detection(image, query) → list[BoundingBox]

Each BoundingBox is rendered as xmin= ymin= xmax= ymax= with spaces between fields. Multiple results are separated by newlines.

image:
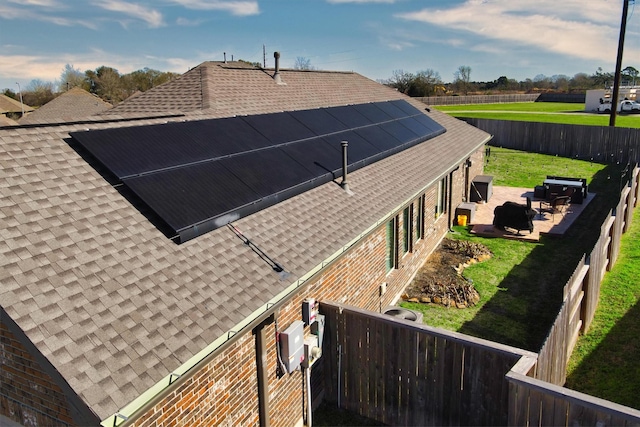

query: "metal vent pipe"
xmin=340 ymin=140 xmax=350 ymax=192
xmin=273 ymin=51 xmax=282 ymax=83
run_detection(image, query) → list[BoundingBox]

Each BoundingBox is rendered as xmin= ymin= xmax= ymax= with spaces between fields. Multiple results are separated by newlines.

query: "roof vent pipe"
xmin=340 ymin=140 xmax=351 ymax=193
xmin=273 ymin=52 xmax=284 ymax=84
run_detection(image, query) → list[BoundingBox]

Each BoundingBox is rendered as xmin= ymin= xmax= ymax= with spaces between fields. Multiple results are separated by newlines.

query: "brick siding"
xmin=1 ymin=321 xmax=73 ymax=426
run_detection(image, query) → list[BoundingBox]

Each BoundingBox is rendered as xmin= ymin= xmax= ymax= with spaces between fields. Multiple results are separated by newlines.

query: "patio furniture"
xmin=540 ymin=194 xmax=572 ymax=222
xmin=493 ymin=197 xmax=536 ymax=234
xmin=544 ymin=176 xmax=587 ymax=204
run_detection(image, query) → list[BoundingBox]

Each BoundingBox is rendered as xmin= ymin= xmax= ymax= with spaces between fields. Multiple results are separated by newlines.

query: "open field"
xmin=436 ymin=102 xmax=640 ymax=128
xmin=436 ymin=102 xmax=580 ymax=113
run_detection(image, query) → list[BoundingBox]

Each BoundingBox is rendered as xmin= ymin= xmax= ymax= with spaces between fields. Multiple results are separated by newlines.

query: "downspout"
xmin=448 ymin=170 xmax=455 ymax=230
xmin=254 ymin=318 xmax=271 ymax=427
xmin=305 ymin=367 xmax=312 ymax=427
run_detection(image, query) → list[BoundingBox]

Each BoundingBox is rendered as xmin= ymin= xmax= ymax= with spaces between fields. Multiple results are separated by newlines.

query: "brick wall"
xmin=127 ymin=149 xmax=486 ymax=427
xmin=0 ymin=320 xmax=73 ymax=426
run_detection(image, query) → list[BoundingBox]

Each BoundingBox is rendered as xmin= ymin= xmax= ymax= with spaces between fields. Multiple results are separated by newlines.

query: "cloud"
xmin=176 ymin=16 xmax=204 ymax=26
xmin=0 ymin=3 xmax=97 ymax=28
xmin=168 ymin=0 xmax=259 ymax=16
xmin=0 ymin=48 xmax=216 ymax=89
xmin=327 ymin=0 xmax=397 ymax=3
xmin=395 ymin=0 xmax=632 ymax=63
xmin=96 ymin=0 xmax=164 ymax=28
xmin=6 ymin=0 xmax=62 ymax=6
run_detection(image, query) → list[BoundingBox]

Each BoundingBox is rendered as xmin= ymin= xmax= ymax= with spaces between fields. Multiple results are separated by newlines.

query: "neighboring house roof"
xmin=105 ymin=61 xmax=404 ymax=117
xmin=0 ymin=94 xmax=33 ymax=114
xmin=0 ymin=62 xmax=491 ymax=422
xmin=0 ymin=114 xmax=18 ymax=126
xmin=18 ymin=87 xmax=112 ymax=125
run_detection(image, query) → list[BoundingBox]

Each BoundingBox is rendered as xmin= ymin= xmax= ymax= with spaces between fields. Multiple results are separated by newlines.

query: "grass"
xmin=436 ymin=102 xmax=640 ymax=128
xmin=564 ymin=205 xmax=640 ymax=409
xmin=436 ymin=102 xmax=580 ymax=113
xmin=401 ymin=147 xmax=625 ymax=351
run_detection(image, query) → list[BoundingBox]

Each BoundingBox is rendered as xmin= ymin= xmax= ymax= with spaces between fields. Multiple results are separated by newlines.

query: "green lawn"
xmin=402 ymin=147 xmax=625 ymax=351
xmin=436 ymin=102 xmax=640 ymax=128
xmin=436 ymin=102 xmax=580 ymax=113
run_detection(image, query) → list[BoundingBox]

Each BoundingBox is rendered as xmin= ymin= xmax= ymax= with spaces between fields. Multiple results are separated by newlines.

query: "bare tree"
xmin=293 ymin=57 xmax=315 ymax=70
xmin=453 ymin=65 xmax=472 ymax=95
xmin=409 ymin=69 xmax=442 ymax=97
xmin=22 ymin=79 xmax=56 ymax=106
xmin=384 ymin=70 xmax=414 ymax=94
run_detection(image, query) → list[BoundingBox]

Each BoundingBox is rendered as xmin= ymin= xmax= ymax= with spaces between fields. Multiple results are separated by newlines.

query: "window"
xmin=415 ymin=195 xmax=424 ymax=241
xmin=385 ymin=217 xmax=398 ymax=272
xmin=403 ymin=206 xmax=412 ymax=254
xmin=436 ymin=177 xmax=447 ymax=217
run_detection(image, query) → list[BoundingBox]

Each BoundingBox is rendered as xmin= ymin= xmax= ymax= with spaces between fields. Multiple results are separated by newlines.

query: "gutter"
xmin=102 ymin=133 xmax=493 ymax=427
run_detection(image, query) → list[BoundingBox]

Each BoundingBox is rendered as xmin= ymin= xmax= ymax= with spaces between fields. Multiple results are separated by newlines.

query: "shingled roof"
xmin=105 ymin=61 xmax=406 ymax=117
xmin=18 ymin=87 xmax=112 ymax=125
xmin=0 ymin=61 xmax=491 ymax=423
xmin=0 ymin=94 xmax=34 ymax=115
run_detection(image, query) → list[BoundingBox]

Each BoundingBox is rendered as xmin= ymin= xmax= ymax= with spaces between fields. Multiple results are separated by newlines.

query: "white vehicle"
xmin=597 ymin=99 xmax=640 ymax=113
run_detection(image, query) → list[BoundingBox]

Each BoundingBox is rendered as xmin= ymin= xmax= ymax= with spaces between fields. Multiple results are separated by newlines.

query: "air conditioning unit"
xmin=383 ymin=306 xmax=423 ymax=323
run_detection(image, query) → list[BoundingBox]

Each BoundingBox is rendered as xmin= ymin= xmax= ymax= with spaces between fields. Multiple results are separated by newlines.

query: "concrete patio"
xmin=466 ymin=186 xmax=595 ymax=242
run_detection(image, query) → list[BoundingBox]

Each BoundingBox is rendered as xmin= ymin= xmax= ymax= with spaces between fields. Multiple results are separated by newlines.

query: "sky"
xmin=1 ymin=0 xmax=640 ymax=91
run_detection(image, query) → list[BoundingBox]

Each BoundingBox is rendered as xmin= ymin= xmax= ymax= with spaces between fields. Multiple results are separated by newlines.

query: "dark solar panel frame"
xmin=71 ymin=100 xmax=445 ymax=243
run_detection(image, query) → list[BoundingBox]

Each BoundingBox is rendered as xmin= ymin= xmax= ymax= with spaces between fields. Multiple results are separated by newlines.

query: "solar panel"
xmin=374 ymin=101 xmax=410 ymax=119
xmin=288 ymin=109 xmax=348 ymax=135
xmin=352 ymin=103 xmax=393 ymax=124
xmin=71 ymin=100 xmax=446 ymax=243
xmin=353 ymin=125 xmax=401 ymax=153
xmin=325 ymin=105 xmax=372 ymax=128
xmin=123 ymin=161 xmax=259 ymax=233
xmin=279 ymin=137 xmax=343 ymax=178
xmin=241 ymin=112 xmax=316 ymax=143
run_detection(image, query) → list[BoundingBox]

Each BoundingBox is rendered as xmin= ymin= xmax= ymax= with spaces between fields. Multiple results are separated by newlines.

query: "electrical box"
xmin=311 ymin=314 xmax=325 ymax=349
xmin=302 ymin=335 xmax=322 ymax=368
xmin=302 ymin=298 xmax=319 ymax=325
xmin=280 ymin=320 xmax=305 ymax=373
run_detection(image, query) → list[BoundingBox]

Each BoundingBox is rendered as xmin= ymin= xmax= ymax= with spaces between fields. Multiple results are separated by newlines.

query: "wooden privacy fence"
xmin=461 ymin=118 xmax=640 ymax=166
xmin=420 ymin=94 xmax=540 ymax=106
xmin=320 ymin=302 xmax=537 ymax=426
xmin=536 ymin=166 xmax=638 ymax=386
xmin=319 ymin=167 xmax=640 ymax=426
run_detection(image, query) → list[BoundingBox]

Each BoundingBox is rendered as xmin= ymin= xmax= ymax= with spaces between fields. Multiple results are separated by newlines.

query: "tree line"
xmin=3 ymin=62 xmax=639 ymax=109
xmin=3 ymin=64 xmax=180 ymax=108
xmin=380 ymin=65 xmax=640 ymax=97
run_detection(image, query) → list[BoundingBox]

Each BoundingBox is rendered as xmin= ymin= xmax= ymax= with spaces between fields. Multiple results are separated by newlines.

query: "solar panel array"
xmin=71 ymin=100 xmax=445 ymax=243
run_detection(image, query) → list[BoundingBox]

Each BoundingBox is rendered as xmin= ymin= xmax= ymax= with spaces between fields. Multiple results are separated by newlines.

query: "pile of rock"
xmin=401 ymin=238 xmax=491 ymax=308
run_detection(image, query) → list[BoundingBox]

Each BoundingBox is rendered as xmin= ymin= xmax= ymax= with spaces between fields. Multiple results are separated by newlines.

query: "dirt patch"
xmin=402 ymin=238 xmax=492 ymax=308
